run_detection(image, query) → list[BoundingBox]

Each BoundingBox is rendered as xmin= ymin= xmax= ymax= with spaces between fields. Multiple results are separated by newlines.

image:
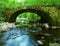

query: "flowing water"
xmin=0 ymin=27 xmax=38 ymax=46
xmin=0 ymin=27 xmax=60 ymax=46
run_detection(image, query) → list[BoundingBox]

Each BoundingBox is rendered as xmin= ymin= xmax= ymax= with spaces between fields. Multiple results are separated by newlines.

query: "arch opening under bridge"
xmin=8 ymin=9 xmax=53 ymax=23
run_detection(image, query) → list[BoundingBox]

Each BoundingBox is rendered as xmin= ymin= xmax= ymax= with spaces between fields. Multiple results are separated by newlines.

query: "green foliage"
xmin=0 ymin=13 xmax=5 ymax=22
xmin=16 ymin=12 xmax=41 ymax=27
xmin=0 ymin=0 xmax=60 ymax=8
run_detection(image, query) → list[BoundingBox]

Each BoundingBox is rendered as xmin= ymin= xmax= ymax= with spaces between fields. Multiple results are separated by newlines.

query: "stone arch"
xmin=8 ymin=9 xmax=53 ymax=23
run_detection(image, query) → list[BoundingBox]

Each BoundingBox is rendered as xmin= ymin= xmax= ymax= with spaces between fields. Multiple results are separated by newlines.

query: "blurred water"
xmin=0 ymin=28 xmax=38 ymax=46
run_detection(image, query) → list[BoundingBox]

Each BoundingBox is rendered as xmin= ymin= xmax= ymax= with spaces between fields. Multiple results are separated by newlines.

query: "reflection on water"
xmin=0 ymin=28 xmax=38 ymax=46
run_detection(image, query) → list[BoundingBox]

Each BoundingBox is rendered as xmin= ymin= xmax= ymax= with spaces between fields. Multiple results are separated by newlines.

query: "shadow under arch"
xmin=8 ymin=9 xmax=53 ymax=23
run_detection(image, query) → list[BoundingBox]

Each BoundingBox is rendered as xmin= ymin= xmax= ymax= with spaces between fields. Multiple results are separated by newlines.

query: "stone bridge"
xmin=4 ymin=5 xmax=58 ymax=24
